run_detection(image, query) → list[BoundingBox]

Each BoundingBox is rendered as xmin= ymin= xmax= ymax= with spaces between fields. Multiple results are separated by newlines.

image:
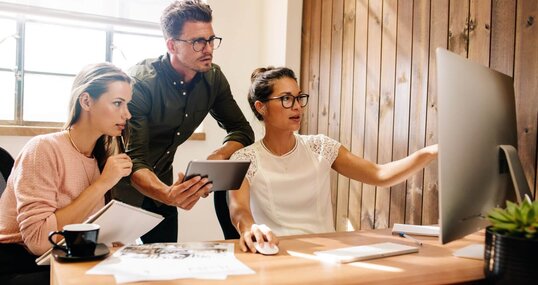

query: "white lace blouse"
xmin=230 ymin=134 xmax=341 ymax=236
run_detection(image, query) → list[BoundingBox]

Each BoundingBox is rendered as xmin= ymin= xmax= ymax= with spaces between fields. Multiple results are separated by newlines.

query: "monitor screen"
xmin=436 ymin=48 xmax=532 ymax=244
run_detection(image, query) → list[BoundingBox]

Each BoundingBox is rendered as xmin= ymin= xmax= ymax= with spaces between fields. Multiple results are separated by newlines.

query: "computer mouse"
xmin=253 ymin=242 xmax=279 ymax=255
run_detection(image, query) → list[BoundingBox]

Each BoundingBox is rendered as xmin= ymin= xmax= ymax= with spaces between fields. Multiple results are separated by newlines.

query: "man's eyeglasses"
xmin=264 ymin=94 xmax=310 ymax=109
xmin=174 ymin=36 xmax=222 ymax=52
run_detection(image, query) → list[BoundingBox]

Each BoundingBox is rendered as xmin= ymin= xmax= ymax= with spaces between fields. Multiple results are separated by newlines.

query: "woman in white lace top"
xmin=229 ymin=67 xmax=438 ymax=253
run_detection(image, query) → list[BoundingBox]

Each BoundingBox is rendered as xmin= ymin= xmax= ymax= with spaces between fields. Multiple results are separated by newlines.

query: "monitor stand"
xmin=499 ymin=145 xmax=533 ymax=203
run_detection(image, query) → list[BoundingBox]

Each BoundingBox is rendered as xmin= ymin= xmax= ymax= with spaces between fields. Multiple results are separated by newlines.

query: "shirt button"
xmin=185 ymin=114 xmax=188 ymax=117
xmin=182 ymin=91 xmax=186 ymax=96
xmin=173 ymin=82 xmax=176 ymax=85
xmin=176 ymin=132 xmax=180 ymax=136
xmin=180 ymin=81 xmax=184 ymax=85
xmin=166 ymin=151 xmax=170 ymax=154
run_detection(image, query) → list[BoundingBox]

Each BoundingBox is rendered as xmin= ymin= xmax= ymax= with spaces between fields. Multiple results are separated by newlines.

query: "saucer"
xmin=52 ymin=243 xmax=110 ymax=262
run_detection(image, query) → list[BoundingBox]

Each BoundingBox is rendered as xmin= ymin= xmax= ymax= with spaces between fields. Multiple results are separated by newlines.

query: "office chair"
xmin=213 ymin=191 xmax=240 ymax=239
xmin=0 ymin=147 xmax=15 ymax=196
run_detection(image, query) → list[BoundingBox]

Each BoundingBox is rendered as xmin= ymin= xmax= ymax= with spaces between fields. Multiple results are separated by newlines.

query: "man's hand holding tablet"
xmin=182 ymin=160 xmax=251 ymax=192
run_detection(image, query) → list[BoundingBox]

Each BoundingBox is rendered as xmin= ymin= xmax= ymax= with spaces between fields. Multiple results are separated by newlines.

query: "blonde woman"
xmin=0 ymin=63 xmax=133 ymax=284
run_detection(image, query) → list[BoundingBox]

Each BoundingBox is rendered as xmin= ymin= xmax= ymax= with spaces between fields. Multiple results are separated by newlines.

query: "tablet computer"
xmin=182 ymin=160 xmax=251 ymax=191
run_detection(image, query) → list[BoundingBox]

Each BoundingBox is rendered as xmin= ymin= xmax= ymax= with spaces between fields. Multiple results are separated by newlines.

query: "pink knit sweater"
xmin=0 ymin=132 xmax=103 ymax=255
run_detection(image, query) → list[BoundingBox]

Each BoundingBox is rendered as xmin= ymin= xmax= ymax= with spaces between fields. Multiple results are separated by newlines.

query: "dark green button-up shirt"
xmin=112 ymin=54 xmax=254 ymax=206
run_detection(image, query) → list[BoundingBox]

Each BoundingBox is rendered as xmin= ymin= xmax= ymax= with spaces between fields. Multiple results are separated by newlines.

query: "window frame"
xmin=0 ymin=2 xmax=205 ymax=140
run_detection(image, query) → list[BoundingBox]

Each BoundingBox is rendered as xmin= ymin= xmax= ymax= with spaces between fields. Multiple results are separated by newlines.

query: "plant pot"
xmin=484 ymin=226 xmax=538 ymax=284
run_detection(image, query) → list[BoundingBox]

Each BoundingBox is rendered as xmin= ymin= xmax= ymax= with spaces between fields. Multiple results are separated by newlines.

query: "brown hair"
xmin=64 ymin=62 xmax=132 ymax=170
xmin=248 ymin=67 xmax=297 ymax=121
xmin=161 ymin=0 xmax=213 ymax=39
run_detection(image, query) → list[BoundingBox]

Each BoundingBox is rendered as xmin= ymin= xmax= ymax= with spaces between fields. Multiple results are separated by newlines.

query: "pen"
xmin=399 ymin=232 xmax=423 ymax=246
xmin=118 ymin=134 xmax=126 ymax=153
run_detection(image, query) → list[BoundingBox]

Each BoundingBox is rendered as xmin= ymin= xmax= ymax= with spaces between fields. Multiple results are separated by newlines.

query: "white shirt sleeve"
xmin=230 ymin=146 xmax=258 ymax=183
xmin=304 ymin=134 xmax=341 ymax=165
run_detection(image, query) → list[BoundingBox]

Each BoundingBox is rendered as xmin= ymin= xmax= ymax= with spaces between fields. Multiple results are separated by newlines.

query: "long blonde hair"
xmin=64 ymin=62 xmax=132 ymax=170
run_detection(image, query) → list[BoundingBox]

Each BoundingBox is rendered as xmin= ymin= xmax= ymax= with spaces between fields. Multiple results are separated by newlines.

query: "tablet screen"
xmin=182 ymin=160 xmax=250 ymax=191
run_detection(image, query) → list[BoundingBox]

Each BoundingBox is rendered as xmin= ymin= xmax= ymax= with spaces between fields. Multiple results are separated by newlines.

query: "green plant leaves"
xmin=487 ymin=198 xmax=538 ymax=239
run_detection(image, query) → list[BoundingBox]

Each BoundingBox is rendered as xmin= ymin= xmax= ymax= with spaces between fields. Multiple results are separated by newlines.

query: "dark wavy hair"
xmin=160 ymin=0 xmax=213 ymax=39
xmin=248 ymin=67 xmax=297 ymax=121
xmin=63 ymin=62 xmax=132 ymax=170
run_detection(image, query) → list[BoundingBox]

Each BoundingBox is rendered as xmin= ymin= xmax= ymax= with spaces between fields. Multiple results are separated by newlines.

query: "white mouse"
xmin=253 ymin=242 xmax=279 ymax=255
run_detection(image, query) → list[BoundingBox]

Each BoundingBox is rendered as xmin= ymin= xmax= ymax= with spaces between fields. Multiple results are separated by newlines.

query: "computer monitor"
xmin=436 ymin=48 xmax=533 ymax=244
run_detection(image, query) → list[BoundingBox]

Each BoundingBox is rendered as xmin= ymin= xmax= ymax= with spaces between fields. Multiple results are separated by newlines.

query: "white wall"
xmin=0 ymin=0 xmax=303 ymax=242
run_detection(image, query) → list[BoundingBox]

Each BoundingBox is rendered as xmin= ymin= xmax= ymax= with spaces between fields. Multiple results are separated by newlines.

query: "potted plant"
xmin=485 ymin=198 xmax=538 ymax=284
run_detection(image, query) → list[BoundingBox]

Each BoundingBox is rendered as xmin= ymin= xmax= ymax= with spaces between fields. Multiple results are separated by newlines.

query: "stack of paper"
xmin=87 ymin=242 xmax=255 ymax=283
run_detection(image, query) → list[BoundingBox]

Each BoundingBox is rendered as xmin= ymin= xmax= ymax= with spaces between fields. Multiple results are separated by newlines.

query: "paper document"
xmin=314 ymin=242 xmax=419 ymax=263
xmin=453 ymin=244 xmax=484 ymax=260
xmin=36 ymin=200 xmax=163 ymax=265
xmin=392 ymin=223 xmax=440 ymax=236
xmin=88 ymin=242 xmax=255 ymax=283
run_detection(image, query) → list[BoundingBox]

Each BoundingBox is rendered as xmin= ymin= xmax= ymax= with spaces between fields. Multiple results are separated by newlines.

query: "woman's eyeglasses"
xmin=264 ymin=94 xmax=309 ymax=109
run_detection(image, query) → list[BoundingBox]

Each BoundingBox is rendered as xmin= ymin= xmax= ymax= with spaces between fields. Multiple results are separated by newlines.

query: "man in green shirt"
xmin=112 ymin=0 xmax=254 ymax=243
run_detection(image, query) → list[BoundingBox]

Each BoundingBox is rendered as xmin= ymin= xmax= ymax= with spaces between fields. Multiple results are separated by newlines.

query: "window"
xmin=0 ymin=2 xmax=210 ymax=139
xmin=24 ymin=21 xmax=107 ymax=123
xmin=0 ymin=12 xmax=164 ymax=129
xmin=112 ymin=32 xmax=165 ymax=71
xmin=0 ymin=8 xmax=163 ymax=125
xmin=0 ymin=17 xmax=16 ymax=121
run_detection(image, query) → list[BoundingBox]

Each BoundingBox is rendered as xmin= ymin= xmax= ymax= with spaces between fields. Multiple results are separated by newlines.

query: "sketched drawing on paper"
xmin=117 ymin=242 xmax=232 ymax=259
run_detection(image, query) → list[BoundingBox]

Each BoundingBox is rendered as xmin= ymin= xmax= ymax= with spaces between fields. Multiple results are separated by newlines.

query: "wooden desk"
xmin=51 ymin=229 xmax=485 ymax=285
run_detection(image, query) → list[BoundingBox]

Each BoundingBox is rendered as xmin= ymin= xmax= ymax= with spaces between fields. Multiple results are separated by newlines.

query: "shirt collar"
xmin=159 ymin=53 xmax=202 ymax=88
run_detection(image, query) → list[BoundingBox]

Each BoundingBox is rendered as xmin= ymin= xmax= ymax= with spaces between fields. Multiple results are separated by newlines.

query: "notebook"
xmin=36 ymin=200 xmax=163 ymax=265
xmin=391 ymin=223 xmax=440 ymax=236
xmin=313 ymin=242 xmax=419 ymax=263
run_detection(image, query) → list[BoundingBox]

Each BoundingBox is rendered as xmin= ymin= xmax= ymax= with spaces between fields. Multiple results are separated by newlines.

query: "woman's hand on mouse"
xmin=239 ymin=224 xmax=279 ymax=253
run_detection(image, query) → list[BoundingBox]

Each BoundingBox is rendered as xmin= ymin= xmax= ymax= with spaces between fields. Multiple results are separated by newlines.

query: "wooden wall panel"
xmin=468 ymin=0 xmax=492 ymax=65
xmin=390 ymin=0 xmax=413 ymax=226
xmin=319 ymin=0 xmax=333 ymax=137
xmin=406 ymin=0 xmax=430 ymax=225
xmin=361 ymin=0 xmax=382 ymax=230
xmin=307 ymin=0 xmax=322 ymax=136
xmin=514 ymin=0 xmax=538 ymax=196
xmin=449 ymin=0 xmax=470 ymax=57
xmin=300 ymin=0 xmax=312 ymax=133
xmin=318 ymin=0 xmax=334 ymax=220
xmin=327 ymin=0 xmax=345 ymax=231
xmin=348 ymin=0 xmax=369 ymax=230
xmin=300 ymin=0 xmax=537 ymax=229
xmin=335 ymin=0 xmax=356 ymax=231
xmin=490 ymin=0 xmax=516 ymax=76
xmin=374 ymin=0 xmax=397 ymax=229
xmin=422 ymin=0 xmax=448 ymax=225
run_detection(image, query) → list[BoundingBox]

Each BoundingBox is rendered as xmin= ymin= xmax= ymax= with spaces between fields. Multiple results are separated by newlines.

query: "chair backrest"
xmin=0 ymin=147 xmax=15 ymax=196
xmin=213 ymin=191 xmax=240 ymax=239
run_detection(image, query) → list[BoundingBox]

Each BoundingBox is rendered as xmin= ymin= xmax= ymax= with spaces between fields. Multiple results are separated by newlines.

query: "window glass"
xmin=23 ymin=73 xmax=73 ymax=122
xmin=0 ymin=0 xmax=172 ymax=23
xmin=112 ymin=33 xmax=164 ymax=71
xmin=25 ymin=22 xmax=106 ymax=74
xmin=0 ymin=2 xmax=203 ymax=134
xmin=0 ymin=70 xmax=15 ymax=120
xmin=0 ymin=18 xmax=17 ymax=69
